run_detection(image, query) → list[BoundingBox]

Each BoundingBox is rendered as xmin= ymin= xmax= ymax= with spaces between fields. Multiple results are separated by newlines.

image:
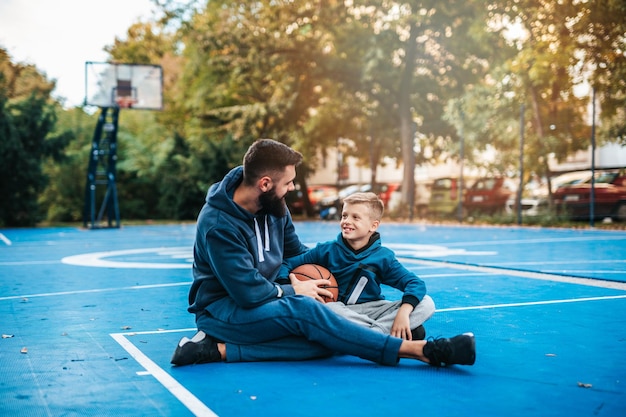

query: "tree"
xmin=0 ymin=49 xmax=67 ymax=226
xmin=168 ymin=0 xmax=374 ymax=215
xmin=573 ymin=0 xmax=626 ymax=145
xmin=331 ymin=1 xmax=494 ymax=212
xmin=445 ymin=0 xmax=592 ymax=199
xmin=39 ymin=106 xmax=95 ymax=222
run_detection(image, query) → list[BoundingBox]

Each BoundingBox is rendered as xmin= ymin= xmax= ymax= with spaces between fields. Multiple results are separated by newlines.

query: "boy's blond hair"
xmin=342 ymin=192 xmax=384 ymax=221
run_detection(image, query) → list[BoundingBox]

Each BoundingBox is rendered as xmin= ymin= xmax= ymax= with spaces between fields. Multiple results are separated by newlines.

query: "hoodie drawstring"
xmin=253 ymin=216 xmax=270 ymax=262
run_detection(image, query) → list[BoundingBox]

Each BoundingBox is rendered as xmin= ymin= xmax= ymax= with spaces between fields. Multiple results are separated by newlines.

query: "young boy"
xmin=280 ymin=192 xmax=435 ymax=340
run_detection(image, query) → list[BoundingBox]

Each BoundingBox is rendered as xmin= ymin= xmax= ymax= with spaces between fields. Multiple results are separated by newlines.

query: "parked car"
xmin=378 ymin=183 xmax=401 ymax=207
xmin=319 ymin=183 xmax=397 ymax=220
xmin=428 ymin=177 xmax=464 ymax=216
xmin=286 ymin=184 xmax=306 ymax=214
xmin=505 ymin=195 xmax=549 ymax=217
xmin=387 ymin=181 xmax=431 ymax=216
xmin=307 ymin=185 xmax=338 ymax=212
xmin=464 ymin=177 xmax=516 ymax=215
xmin=286 ymin=184 xmax=338 ymax=215
xmin=506 ymin=171 xmax=591 ymax=217
xmin=551 ymin=171 xmax=592 ymax=190
xmin=553 ymin=170 xmax=626 ymax=221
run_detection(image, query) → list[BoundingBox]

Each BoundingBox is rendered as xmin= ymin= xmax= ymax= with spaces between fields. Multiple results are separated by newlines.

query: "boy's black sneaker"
xmin=411 ymin=325 xmax=426 ymax=340
xmin=423 ymin=332 xmax=475 ymax=367
xmin=171 ymin=331 xmax=221 ymax=366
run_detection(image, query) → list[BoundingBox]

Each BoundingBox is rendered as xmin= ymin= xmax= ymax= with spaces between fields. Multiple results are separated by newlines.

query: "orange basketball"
xmin=291 ymin=264 xmax=339 ymax=303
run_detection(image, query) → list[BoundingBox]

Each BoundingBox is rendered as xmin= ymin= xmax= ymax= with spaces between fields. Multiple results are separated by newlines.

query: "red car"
xmin=553 ymin=170 xmax=626 ymax=221
xmin=287 ymin=184 xmax=338 ymax=214
xmin=464 ymin=177 xmax=517 ymax=215
xmin=378 ymin=183 xmax=401 ymax=207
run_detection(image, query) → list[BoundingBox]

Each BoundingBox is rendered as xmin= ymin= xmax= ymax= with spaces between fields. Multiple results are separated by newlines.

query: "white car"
xmin=506 ymin=171 xmax=592 ymax=216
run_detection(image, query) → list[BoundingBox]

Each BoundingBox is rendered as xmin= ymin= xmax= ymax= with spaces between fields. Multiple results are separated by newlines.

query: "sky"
xmin=0 ymin=0 xmax=157 ymax=107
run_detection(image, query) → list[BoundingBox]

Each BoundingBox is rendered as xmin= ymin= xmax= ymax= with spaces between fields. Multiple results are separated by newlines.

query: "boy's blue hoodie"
xmin=188 ymin=166 xmax=308 ymax=313
xmin=280 ymin=232 xmax=426 ymax=308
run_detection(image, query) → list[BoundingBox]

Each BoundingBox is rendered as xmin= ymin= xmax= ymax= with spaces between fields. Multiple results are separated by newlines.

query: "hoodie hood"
xmin=206 ymin=166 xmax=272 ymax=261
xmin=206 ymin=166 xmax=252 ymax=222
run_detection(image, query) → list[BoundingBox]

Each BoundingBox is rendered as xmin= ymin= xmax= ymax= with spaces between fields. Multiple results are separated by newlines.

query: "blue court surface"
xmin=1 ymin=222 xmax=625 ymax=416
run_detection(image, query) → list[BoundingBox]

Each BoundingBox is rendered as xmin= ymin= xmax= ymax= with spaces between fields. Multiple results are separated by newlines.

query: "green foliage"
xmin=573 ymin=0 xmax=626 ymax=145
xmin=445 ymin=0 xmax=597 ymax=188
xmin=155 ymin=133 xmax=246 ymax=219
xmin=0 ymin=51 xmax=65 ymax=226
xmin=40 ymin=107 xmax=99 ymax=222
xmin=3 ymin=1 xmax=625 ymax=225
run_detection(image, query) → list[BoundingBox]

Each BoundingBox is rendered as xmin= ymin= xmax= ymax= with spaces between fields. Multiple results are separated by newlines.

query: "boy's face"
xmin=340 ymin=202 xmax=379 ymax=243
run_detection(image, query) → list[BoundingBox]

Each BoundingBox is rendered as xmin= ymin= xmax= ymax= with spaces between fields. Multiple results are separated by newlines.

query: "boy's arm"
xmin=382 ymin=251 xmax=427 ymax=304
xmin=277 ymin=248 xmax=322 ymax=282
xmin=390 ymin=303 xmax=414 ymax=340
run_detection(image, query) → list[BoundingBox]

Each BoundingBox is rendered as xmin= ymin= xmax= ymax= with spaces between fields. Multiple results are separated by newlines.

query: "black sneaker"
xmin=411 ymin=325 xmax=426 ymax=341
xmin=423 ymin=332 xmax=475 ymax=367
xmin=171 ymin=331 xmax=221 ymax=366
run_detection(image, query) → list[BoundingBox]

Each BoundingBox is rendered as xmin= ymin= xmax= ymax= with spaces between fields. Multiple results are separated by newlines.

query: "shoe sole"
xmin=462 ymin=332 xmax=476 ymax=365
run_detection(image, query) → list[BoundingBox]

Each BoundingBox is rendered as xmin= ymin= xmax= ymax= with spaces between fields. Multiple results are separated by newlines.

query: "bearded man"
xmin=172 ymin=138 xmax=476 ymax=369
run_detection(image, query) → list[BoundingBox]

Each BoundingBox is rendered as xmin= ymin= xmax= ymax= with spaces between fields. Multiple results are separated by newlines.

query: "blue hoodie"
xmin=188 ymin=166 xmax=308 ymax=313
xmin=280 ymin=232 xmax=426 ymax=307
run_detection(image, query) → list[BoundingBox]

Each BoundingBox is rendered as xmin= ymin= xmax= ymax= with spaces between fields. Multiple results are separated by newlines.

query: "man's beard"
xmin=259 ymin=189 xmax=287 ymax=217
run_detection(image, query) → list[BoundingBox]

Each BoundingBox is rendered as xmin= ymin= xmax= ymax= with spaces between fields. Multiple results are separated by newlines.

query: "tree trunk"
xmin=399 ymin=21 xmax=418 ymax=218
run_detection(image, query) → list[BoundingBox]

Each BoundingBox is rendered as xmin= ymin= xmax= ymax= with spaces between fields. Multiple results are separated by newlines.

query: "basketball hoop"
xmin=115 ymin=96 xmax=136 ymax=108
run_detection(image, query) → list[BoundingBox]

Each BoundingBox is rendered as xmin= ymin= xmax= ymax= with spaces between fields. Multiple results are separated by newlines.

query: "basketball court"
xmin=1 ymin=222 xmax=625 ymax=416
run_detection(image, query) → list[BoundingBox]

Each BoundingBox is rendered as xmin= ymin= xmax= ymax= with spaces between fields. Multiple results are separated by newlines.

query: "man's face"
xmin=259 ymin=165 xmax=297 ymax=217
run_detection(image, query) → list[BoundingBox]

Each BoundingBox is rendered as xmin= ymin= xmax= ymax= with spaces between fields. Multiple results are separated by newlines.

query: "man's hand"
xmin=289 ymin=273 xmax=335 ymax=303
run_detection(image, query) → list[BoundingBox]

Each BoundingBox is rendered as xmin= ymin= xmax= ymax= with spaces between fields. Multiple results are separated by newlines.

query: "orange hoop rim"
xmin=115 ymin=96 xmax=137 ymax=108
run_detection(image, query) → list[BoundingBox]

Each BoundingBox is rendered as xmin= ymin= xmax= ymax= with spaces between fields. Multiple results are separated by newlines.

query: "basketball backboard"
xmin=85 ymin=62 xmax=163 ymax=110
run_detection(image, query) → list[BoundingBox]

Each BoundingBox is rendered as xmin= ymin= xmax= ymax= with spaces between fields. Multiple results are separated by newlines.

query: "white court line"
xmin=441 ymin=235 xmax=626 ymax=247
xmin=492 ymin=259 xmax=626 ymax=266
xmin=0 ymin=282 xmax=190 ymax=301
xmin=543 ymin=270 xmax=626 ymax=274
xmin=110 ymin=333 xmax=218 ymax=417
xmin=400 ymin=258 xmax=626 ymax=291
xmin=0 ymin=233 xmax=11 ymax=245
xmin=0 ymin=260 xmax=60 ymax=266
xmin=438 ymin=294 xmax=626 ymax=312
xmin=111 ymin=287 xmax=626 ymax=417
xmin=420 ymin=272 xmax=487 ymax=278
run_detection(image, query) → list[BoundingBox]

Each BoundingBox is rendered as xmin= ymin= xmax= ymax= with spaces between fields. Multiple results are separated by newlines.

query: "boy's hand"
xmin=289 ymin=273 xmax=334 ymax=303
xmin=390 ymin=303 xmax=414 ymax=340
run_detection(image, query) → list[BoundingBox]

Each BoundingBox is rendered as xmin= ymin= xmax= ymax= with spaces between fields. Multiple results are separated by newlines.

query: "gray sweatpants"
xmin=325 ymin=295 xmax=436 ymax=335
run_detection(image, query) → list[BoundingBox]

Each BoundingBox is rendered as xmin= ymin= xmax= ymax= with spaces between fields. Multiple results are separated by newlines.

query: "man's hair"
xmin=242 ymin=139 xmax=303 ymax=185
xmin=343 ymin=192 xmax=384 ymax=221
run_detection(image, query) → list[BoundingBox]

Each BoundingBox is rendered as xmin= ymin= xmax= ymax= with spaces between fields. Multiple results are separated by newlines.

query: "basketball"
xmin=291 ymin=264 xmax=339 ymax=303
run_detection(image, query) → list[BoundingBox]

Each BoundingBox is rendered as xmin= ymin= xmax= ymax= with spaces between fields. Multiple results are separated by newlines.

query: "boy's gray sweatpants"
xmin=324 ymin=295 xmax=436 ymax=335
